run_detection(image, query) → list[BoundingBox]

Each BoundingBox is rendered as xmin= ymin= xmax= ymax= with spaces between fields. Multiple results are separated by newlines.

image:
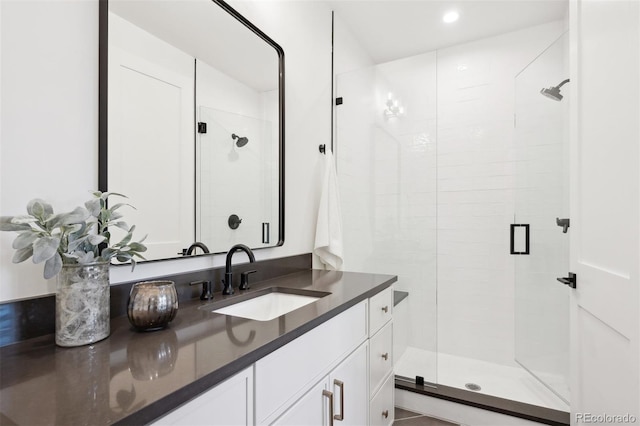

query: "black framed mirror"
xmin=99 ymin=0 xmax=284 ymax=262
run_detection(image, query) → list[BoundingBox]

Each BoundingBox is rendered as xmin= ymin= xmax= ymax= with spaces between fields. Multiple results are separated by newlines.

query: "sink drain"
xmin=465 ymin=383 xmax=482 ymax=391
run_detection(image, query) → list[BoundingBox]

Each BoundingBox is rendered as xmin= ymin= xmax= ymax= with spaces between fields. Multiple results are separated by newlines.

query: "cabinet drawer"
xmin=255 ymin=301 xmax=367 ymax=425
xmin=369 ymin=287 xmax=393 ymax=336
xmin=370 ymin=372 xmax=394 ymax=426
xmin=369 ymin=320 xmax=393 ymax=397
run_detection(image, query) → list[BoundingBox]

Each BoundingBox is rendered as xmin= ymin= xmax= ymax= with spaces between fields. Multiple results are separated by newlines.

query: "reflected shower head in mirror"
xmin=540 ymin=78 xmax=570 ymax=101
xmin=232 ymin=133 xmax=249 ymax=147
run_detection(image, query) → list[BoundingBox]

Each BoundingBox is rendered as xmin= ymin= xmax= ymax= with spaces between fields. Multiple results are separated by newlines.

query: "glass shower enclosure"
xmin=514 ymin=32 xmax=571 ymax=404
xmin=335 ymin=52 xmax=439 ymax=387
xmin=334 ymin=17 xmax=571 ymax=416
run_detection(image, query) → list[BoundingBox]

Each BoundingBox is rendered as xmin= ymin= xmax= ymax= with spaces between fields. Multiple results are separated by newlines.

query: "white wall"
xmin=1 ymin=0 xmax=99 ymax=300
xmin=0 ymin=0 xmax=333 ymax=302
xmin=231 ymin=0 xmax=333 ymax=265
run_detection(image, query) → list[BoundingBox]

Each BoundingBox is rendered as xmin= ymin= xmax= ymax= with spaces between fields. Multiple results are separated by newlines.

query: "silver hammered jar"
xmin=127 ymin=281 xmax=178 ymax=331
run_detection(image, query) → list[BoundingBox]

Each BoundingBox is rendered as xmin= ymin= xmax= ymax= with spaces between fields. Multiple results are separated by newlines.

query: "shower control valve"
xmin=556 ymin=217 xmax=570 ymax=233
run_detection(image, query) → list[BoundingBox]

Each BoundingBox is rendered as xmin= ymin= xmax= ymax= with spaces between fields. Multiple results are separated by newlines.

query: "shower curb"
xmin=395 ymin=377 xmax=570 ymax=426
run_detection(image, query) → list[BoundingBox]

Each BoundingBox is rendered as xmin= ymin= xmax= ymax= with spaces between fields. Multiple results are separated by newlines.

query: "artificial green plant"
xmin=0 ymin=191 xmax=147 ymax=279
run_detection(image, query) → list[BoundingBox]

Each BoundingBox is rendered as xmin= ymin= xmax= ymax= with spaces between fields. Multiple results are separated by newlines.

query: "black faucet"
xmin=222 ymin=244 xmax=256 ymax=295
xmin=184 ymin=242 xmax=210 ymax=255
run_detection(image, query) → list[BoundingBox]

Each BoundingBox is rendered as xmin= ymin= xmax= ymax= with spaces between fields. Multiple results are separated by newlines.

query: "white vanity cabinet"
xmin=150 ymin=285 xmax=394 ymax=426
xmin=368 ymin=287 xmax=394 ymax=426
xmin=152 ymin=366 xmax=253 ymax=426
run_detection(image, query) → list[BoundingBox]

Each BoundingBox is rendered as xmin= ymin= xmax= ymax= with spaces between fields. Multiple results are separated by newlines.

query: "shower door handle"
xmin=557 ymin=272 xmax=577 ymax=289
xmin=510 ymin=224 xmax=530 ymax=255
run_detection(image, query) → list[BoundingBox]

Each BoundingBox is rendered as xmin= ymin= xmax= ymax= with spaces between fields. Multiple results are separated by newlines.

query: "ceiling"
xmin=328 ymin=0 xmax=568 ymax=64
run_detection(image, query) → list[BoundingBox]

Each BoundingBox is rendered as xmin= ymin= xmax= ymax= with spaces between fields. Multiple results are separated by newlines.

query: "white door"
xmin=569 ymin=0 xmax=639 ymax=423
xmin=108 ymin=13 xmax=195 ymax=260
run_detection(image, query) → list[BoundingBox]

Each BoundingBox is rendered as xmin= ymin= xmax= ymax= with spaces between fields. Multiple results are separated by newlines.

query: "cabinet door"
xmin=272 ymin=378 xmax=331 ymax=426
xmin=152 ymin=367 xmax=253 ymax=426
xmin=329 ymin=342 xmax=368 ymax=426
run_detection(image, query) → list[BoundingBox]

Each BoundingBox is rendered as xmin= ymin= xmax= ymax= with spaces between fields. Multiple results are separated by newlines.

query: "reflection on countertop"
xmin=0 ymin=269 xmax=396 ymax=425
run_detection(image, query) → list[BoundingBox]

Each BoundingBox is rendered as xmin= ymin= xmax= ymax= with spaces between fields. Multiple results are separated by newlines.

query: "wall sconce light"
xmin=384 ymin=92 xmax=404 ymax=119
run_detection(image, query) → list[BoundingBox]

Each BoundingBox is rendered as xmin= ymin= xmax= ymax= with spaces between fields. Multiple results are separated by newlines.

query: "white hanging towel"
xmin=314 ymin=150 xmax=344 ymax=270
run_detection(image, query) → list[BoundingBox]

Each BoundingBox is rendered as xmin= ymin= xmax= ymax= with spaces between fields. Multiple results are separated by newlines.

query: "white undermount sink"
xmin=212 ymin=289 xmax=330 ymax=321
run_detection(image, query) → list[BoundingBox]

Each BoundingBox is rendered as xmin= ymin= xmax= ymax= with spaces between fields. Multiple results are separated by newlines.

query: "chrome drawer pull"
xmin=381 ymin=352 xmax=389 ymax=361
xmin=323 ymin=390 xmax=335 ymax=426
xmin=381 ymin=306 xmax=389 ymax=313
xmin=334 ymin=379 xmax=344 ymax=421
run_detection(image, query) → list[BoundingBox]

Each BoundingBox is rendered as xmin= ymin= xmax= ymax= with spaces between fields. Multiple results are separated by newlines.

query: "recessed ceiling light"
xmin=443 ymin=11 xmax=459 ymax=23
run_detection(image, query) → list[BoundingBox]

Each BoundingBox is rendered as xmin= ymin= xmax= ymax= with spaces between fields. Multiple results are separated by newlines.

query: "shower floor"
xmin=394 ymin=347 xmax=569 ymax=412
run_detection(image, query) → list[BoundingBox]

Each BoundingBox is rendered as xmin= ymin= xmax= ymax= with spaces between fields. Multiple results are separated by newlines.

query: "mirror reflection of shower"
xmin=232 ymin=133 xmax=249 ymax=147
xmin=540 ymin=78 xmax=570 ymax=101
xmin=228 ymin=133 xmax=247 ymax=162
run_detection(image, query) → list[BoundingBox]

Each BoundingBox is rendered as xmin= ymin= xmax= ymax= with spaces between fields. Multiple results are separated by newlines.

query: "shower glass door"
xmin=335 ymin=52 xmax=439 ymax=387
xmin=513 ymin=33 xmax=570 ymax=404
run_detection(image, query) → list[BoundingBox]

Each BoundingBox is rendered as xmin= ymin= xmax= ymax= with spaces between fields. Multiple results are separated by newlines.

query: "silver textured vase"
xmin=127 ymin=281 xmax=178 ymax=331
xmin=56 ymin=262 xmax=110 ymax=347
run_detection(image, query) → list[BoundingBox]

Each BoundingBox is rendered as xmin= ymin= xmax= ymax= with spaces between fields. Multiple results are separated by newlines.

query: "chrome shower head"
xmin=232 ymin=133 xmax=249 ymax=147
xmin=540 ymin=78 xmax=570 ymax=101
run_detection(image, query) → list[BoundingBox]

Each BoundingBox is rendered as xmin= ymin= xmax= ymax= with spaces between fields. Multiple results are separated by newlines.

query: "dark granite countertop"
xmin=0 ymin=269 xmax=396 ymax=425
